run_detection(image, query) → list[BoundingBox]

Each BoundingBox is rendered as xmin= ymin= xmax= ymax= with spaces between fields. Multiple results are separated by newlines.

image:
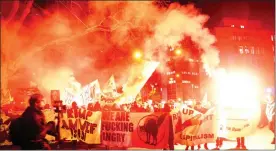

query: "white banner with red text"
xmin=101 ymin=111 xmax=171 ymax=149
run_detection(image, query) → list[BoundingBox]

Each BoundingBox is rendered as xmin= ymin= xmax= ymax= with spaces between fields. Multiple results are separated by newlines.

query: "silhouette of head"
xmin=29 ymin=93 xmax=44 ymax=111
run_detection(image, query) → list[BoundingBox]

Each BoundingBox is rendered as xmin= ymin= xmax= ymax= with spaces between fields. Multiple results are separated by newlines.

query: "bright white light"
xmin=216 ymin=71 xmax=259 ymax=109
xmin=266 ymin=88 xmax=272 ymax=93
xmin=240 ymin=25 xmax=244 ymax=28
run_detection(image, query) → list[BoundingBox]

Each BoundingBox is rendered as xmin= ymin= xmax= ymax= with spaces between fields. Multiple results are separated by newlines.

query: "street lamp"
xmin=175 ymin=49 xmax=182 ymax=56
xmin=133 ymin=51 xmax=142 ymax=60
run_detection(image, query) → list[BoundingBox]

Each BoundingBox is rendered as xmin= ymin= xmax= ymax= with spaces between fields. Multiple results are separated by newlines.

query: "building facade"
xmin=213 ymin=17 xmax=274 ymax=92
xmin=162 ymin=39 xmax=202 ymax=102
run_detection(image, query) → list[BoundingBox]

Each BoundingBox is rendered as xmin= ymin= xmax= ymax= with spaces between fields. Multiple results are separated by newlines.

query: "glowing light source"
xmin=215 ymin=70 xmax=260 ymax=109
xmin=175 ymin=49 xmax=182 ymax=55
xmin=176 ymin=74 xmax=180 ymax=78
xmin=133 ymin=51 xmax=142 ymax=59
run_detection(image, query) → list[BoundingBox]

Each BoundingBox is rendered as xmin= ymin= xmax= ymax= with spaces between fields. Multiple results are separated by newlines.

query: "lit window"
xmin=244 ymin=47 xmax=249 ymax=54
xmin=240 ymin=25 xmax=244 ymax=28
xmin=251 ymin=47 xmax=255 ymax=54
xmin=238 ymin=36 xmax=241 ymax=41
xmin=188 ymin=72 xmax=191 ymax=74
xmin=182 ymin=80 xmax=190 ymax=84
xmin=231 ymin=25 xmax=235 ymax=27
xmin=256 ymin=47 xmax=260 ymax=54
xmin=239 ymin=46 xmax=243 ymax=54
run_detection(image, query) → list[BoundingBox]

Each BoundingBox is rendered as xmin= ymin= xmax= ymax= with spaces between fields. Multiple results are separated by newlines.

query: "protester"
xmin=43 ymin=104 xmax=50 ymax=110
xmin=14 ymin=93 xmax=52 ymax=150
xmin=258 ymin=98 xmax=268 ymax=128
xmin=193 ymin=101 xmax=209 ymax=150
xmin=266 ymin=95 xmax=275 ymax=144
xmin=163 ymin=103 xmax=171 ymax=112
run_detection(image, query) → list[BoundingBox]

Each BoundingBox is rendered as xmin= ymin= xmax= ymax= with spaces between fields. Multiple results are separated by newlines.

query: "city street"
xmin=0 ymin=0 xmax=274 ymax=150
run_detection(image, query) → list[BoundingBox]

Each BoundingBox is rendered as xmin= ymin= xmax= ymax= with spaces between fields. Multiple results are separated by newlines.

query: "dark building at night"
xmin=162 ymin=39 xmax=202 ymax=102
xmin=140 ymin=38 xmax=203 ymax=103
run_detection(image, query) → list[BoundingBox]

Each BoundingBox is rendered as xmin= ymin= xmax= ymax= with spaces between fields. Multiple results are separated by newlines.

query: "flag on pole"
xmin=115 ymin=61 xmax=159 ymax=104
xmin=102 ymin=75 xmax=118 ymax=97
xmin=77 ymin=80 xmax=101 ymax=106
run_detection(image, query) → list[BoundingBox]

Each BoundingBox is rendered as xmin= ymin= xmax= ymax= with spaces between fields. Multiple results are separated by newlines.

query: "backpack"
xmin=9 ymin=117 xmax=24 ymax=145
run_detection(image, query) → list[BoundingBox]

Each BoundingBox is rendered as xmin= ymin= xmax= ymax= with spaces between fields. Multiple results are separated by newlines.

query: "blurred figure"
xmin=236 ymin=137 xmax=246 ymax=149
xmin=258 ymin=98 xmax=268 ymax=128
xmin=193 ymin=102 xmax=209 ymax=150
xmin=266 ymin=95 xmax=275 ymax=144
xmin=163 ymin=103 xmax=171 ymax=112
xmin=43 ymin=104 xmax=50 ymax=110
xmin=17 ymin=94 xmax=51 ymax=150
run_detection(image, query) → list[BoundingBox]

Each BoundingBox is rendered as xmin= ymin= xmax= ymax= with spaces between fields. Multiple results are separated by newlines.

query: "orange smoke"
xmin=1 ymin=1 xmax=219 ymax=101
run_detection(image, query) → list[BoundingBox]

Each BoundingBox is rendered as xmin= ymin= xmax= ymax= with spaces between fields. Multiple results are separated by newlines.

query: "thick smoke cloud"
xmin=1 ymin=1 xmax=219 ymax=102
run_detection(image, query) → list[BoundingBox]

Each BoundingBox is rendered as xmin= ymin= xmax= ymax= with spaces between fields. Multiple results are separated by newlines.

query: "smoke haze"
xmin=1 ymin=1 xmax=219 ymax=101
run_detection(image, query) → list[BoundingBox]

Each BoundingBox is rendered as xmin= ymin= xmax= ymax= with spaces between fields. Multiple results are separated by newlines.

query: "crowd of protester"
xmin=1 ymin=93 xmax=275 ymax=150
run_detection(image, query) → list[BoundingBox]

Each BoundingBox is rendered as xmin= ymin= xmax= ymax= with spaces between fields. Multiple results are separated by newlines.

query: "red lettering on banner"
xmin=182 ymin=109 xmax=194 ymax=115
xmin=126 ymin=112 xmax=130 ymax=121
xmin=102 ymin=111 xmax=115 ymax=121
xmin=61 ymin=120 xmax=69 ymax=129
xmin=80 ymin=119 xmax=86 ymax=131
xmin=67 ymin=109 xmax=74 ymax=118
xmin=69 ymin=119 xmax=78 ymax=130
xmin=79 ymin=109 xmax=86 ymax=119
xmin=86 ymin=110 xmax=93 ymax=120
xmin=73 ymin=109 xmax=79 ymax=118
xmin=89 ymin=124 xmax=97 ymax=134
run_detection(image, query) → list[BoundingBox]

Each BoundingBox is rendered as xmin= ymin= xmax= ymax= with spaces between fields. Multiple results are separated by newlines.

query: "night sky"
xmin=178 ymin=0 xmax=275 ymax=30
xmin=33 ymin=0 xmax=275 ymax=30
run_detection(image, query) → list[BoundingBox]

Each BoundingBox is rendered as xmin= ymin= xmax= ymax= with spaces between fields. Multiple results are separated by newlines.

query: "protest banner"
xmin=62 ymin=80 xmax=102 ymax=107
xmin=62 ymin=89 xmax=75 ymax=106
xmin=101 ymin=111 xmax=171 ymax=149
xmin=171 ymin=105 xmax=217 ymax=146
xmin=217 ymin=107 xmax=259 ymax=139
xmin=58 ymin=109 xmax=102 ymax=144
